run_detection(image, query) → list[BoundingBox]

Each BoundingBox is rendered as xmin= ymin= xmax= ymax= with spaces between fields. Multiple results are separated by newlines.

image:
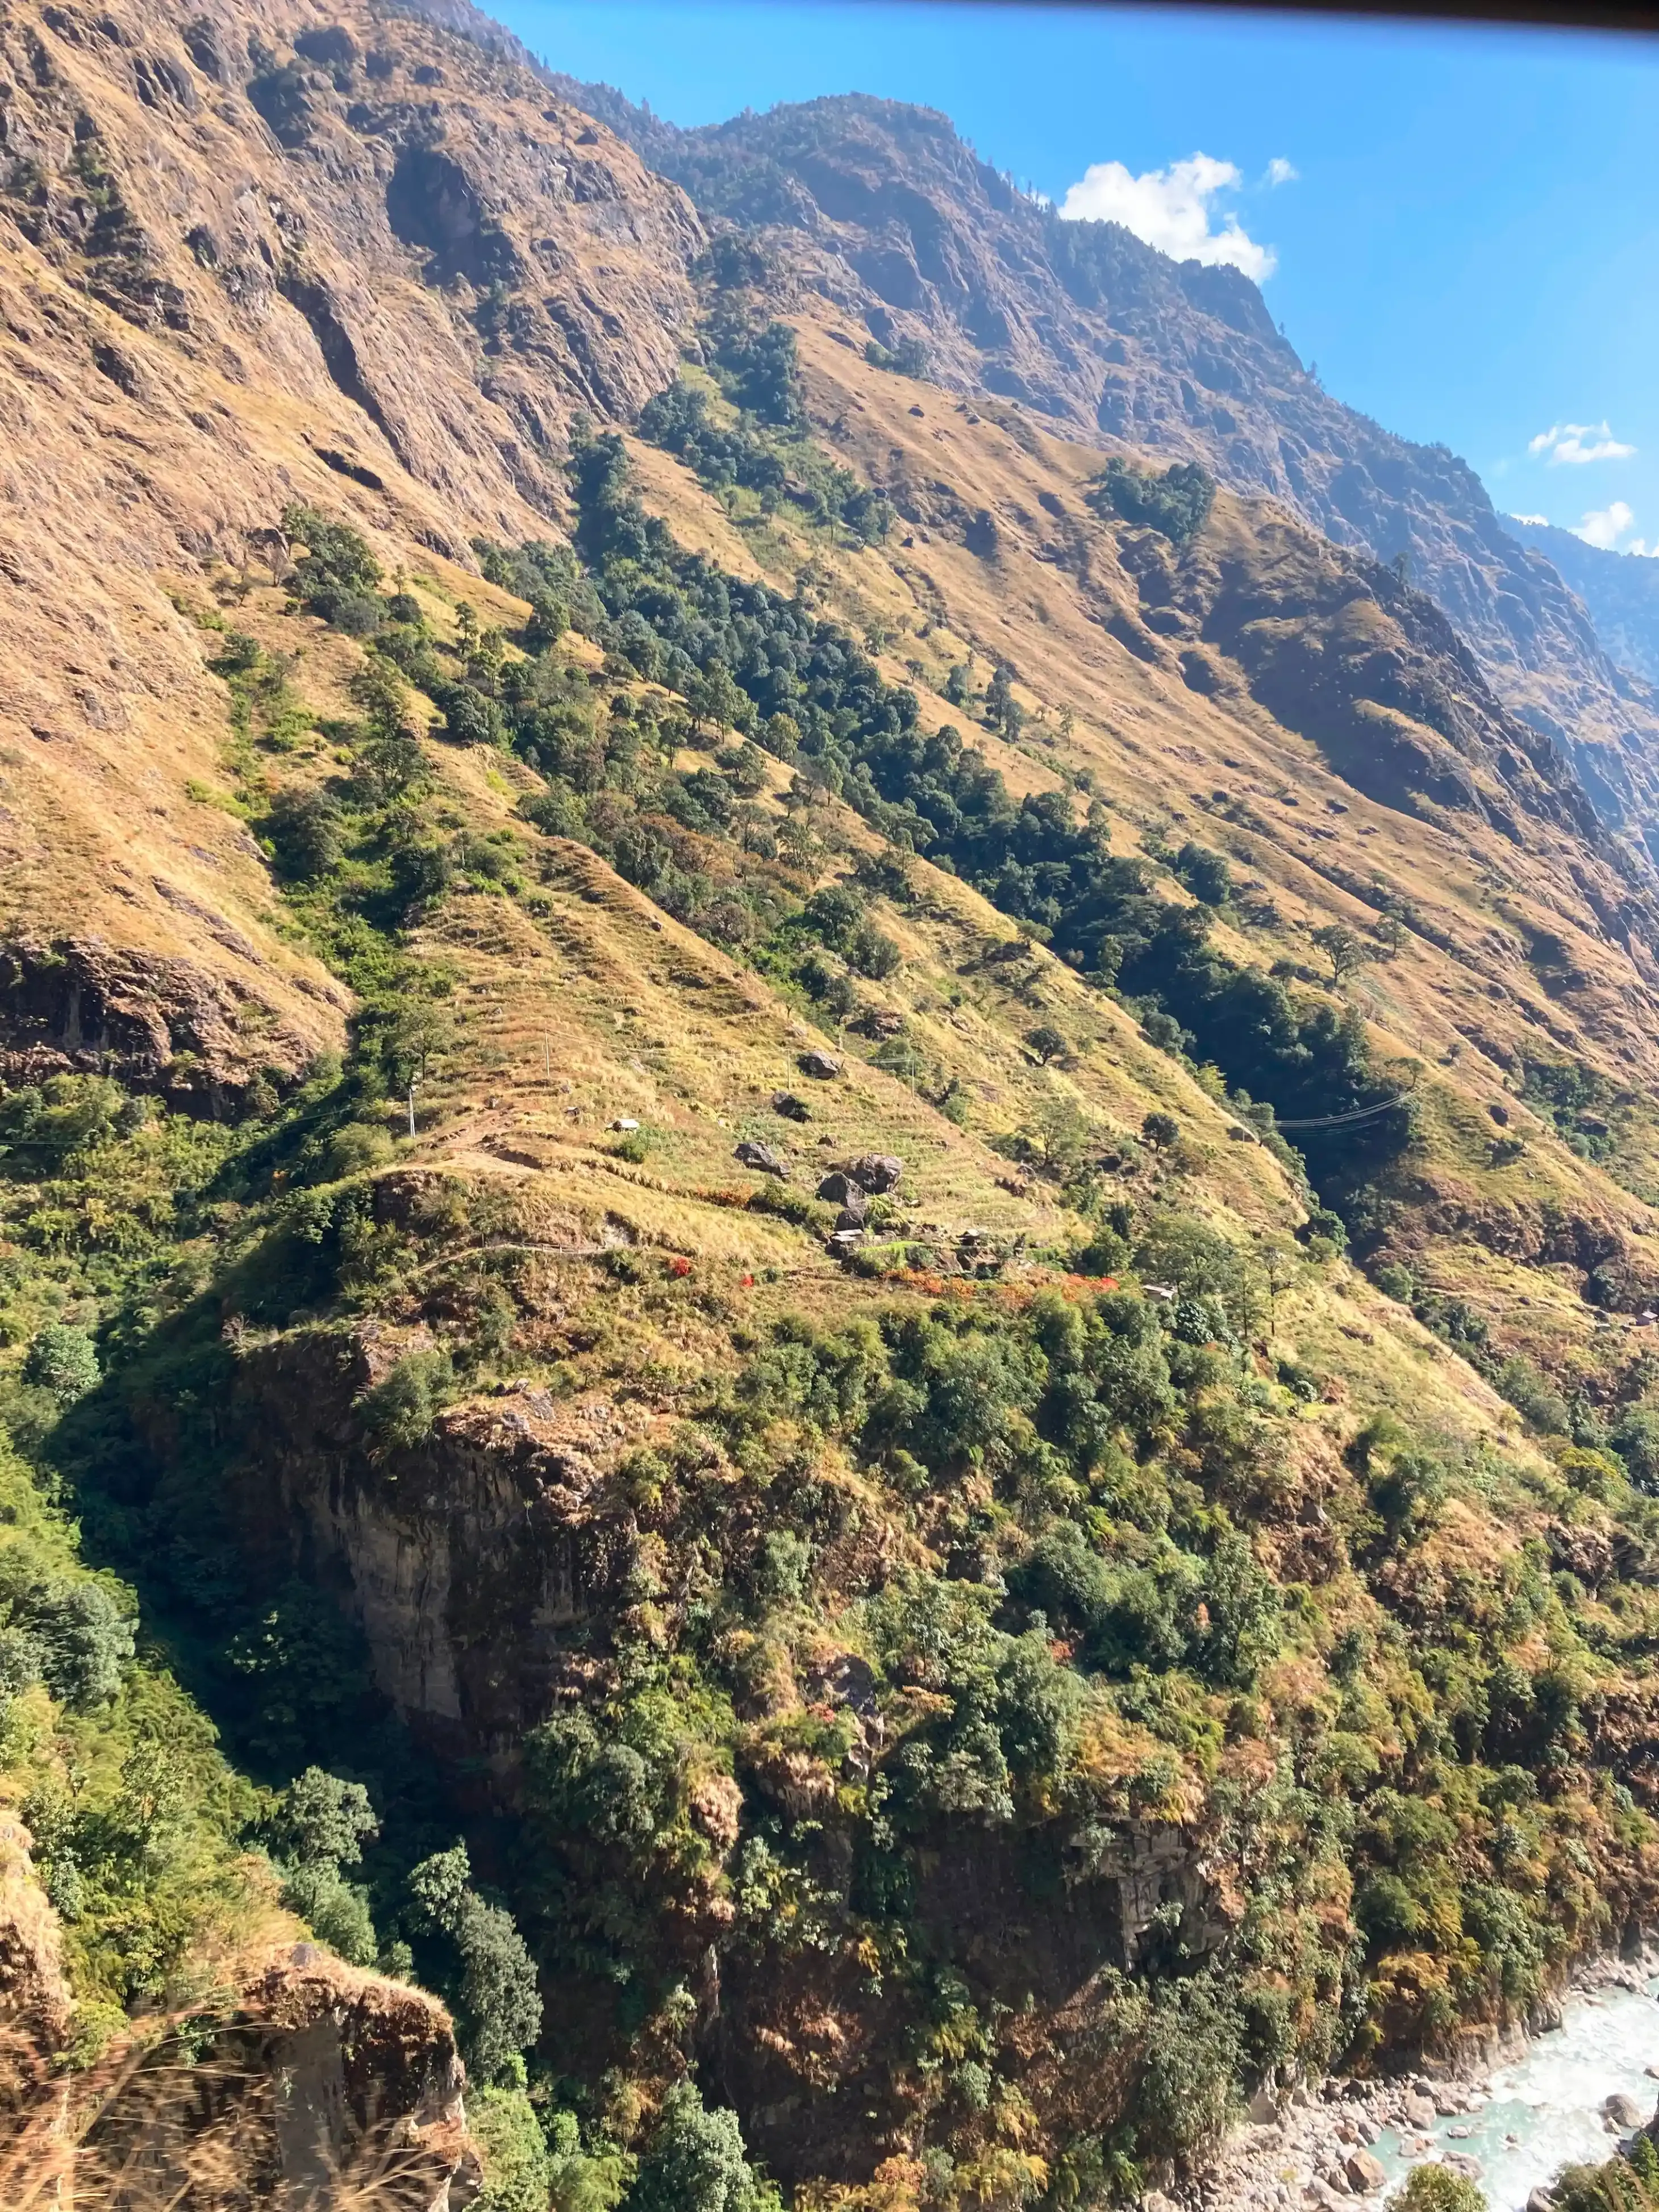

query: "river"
xmin=1372 ymin=1976 xmax=1659 ymax=2209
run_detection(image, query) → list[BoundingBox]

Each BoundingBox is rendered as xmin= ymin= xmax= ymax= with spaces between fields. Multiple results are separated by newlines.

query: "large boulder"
xmin=816 ymin=1172 xmax=868 ymax=1217
xmin=1345 ymin=2151 xmax=1386 ymax=2196
xmin=735 ymin=1139 xmax=788 ymax=1179
xmin=799 ymin=1049 xmax=841 ymax=1079
xmin=844 ymin=1152 xmax=904 ymax=1193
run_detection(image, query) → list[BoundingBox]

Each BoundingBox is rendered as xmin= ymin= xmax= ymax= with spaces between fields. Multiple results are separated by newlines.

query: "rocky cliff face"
xmin=1511 ymin=518 xmax=1659 ymax=689
xmin=545 ymin=81 xmax=1659 ymax=853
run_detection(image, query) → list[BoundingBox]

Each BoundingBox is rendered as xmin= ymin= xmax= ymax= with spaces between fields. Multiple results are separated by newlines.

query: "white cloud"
xmin=1266 ymin=157 xmax=1299 ymax=187
xmin=1575 ymin=501 xmax=1635 ymax=549
xmin=1509 ymin=512 xmax=1550 ymax=526
xmin=1528 ymin=421 xmax=1636 ymax=466
xmin=1056 ymin=153 xmax=1277 ymax=280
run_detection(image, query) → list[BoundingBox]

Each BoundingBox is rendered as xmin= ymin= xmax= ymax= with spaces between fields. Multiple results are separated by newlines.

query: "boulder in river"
xmin=1345 ymin=2151 xmax=1386 ymax=2196
xmin=1604 ymin=2092 xmax=1647 ymax=2130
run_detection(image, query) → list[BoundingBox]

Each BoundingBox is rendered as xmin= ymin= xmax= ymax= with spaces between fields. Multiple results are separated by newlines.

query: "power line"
xmin=1263 ymin=1091 xmax=1417 ymax=1132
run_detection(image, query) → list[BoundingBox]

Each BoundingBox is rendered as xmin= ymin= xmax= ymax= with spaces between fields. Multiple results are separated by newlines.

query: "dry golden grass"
xmin=0 ymin=1952 xmax=470 ymax=2212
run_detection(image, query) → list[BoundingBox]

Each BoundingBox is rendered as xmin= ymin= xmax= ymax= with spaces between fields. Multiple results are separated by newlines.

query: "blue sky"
xmin=494 ymin=2 xmax=1659 ymax=556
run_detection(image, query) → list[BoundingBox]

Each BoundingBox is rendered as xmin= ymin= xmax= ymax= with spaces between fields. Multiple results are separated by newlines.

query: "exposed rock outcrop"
xmin=0 ymin=1818 xmax=473 ymax=2205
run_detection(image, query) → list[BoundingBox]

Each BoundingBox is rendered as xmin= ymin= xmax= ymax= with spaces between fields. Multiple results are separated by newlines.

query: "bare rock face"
xmin=241 ymin=1947 xmax=476 ymax=2205
xmin=211 ymin=1327 xmax=641 ymax=1759
xmin=0 ymin=1818 xmax=473 ymax=2203
xmin=0 ymin=936 xmax=324 ymax=1107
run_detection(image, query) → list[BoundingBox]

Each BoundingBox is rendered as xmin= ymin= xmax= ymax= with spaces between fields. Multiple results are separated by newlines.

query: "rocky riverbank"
xmin=1179 ymin=1953 xmax=1658 ymax=2212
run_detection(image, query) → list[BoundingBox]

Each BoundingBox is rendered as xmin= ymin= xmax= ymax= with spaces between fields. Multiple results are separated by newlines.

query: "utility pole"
xmin=407 ymin=1073 xmax=420 ymax=1139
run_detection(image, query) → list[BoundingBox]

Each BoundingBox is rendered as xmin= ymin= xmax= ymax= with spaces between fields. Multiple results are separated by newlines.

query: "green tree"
xmin=1311 ymin=923 xmax=1372 ymax=982
xmin=687 ymin=665 xmax=753 ymax=738
xmin=267 ymin=1766 xmax=382 ymax=1965
xmin=355 ymin=728 xmax=429 ymax=805
xmin=473 ymin=2084 xmax=555 ymax=2212
xmin=1027 ymin=1024 xmax=1069 ymax=1065
xmin=623 ymin=2080 xmax=777 ymax=2212
xmin=1176 ymin=842 xmax=1232 ymax=907
xmin=1087 ymin=458 xmax=1215 ymax=545
xmin=264 ymin=786 xmax=343 ymax=881
xmin=273 ymin=1767 xmax=378 ymax=1865
xmin=21 ymin=1580 xmax=133 ymax=1708
xmin=407 ymin=1843 xmax=543 ymax=2084
xmin=985 ymin=663 xmax=1021 ymax=735
xmin=348 ymin=657 xmax=411 ymax=738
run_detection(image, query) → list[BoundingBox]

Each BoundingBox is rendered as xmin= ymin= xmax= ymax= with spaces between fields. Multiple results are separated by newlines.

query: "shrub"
xmin=23 ymin=1322 xmax=100 ymax=1404
xmin=0 ymin=1076 xmax=126 ymax=1176
xmin=1397 ymin=2169 xmax=1487 ymax=2212
xmin=357 ymin=1350 xmax=455 ymax=1451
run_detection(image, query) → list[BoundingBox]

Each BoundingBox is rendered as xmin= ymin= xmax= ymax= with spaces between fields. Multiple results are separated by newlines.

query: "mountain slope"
xmin=9 ymin=2 xmax=1659 ymax=2203
xmin=1512 ymin=517 xmax=1659 ymax=689
xmin=0 ymin=0 xmax=701 ymax=1103
xmin=545 ymin=80 xmax=1659 ymax=857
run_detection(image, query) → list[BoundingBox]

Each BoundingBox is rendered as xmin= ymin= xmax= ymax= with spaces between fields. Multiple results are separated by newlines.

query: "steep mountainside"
xmin=0 ymin=0 xmax=701 ymax=1103
xmin=548 ymin=80 xmax=1659 ymax=855
xmin=11 ymin=2 xmax=1659 ymax=2206
xmin=1512 ymin=518 xmax=1659 ymax=689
